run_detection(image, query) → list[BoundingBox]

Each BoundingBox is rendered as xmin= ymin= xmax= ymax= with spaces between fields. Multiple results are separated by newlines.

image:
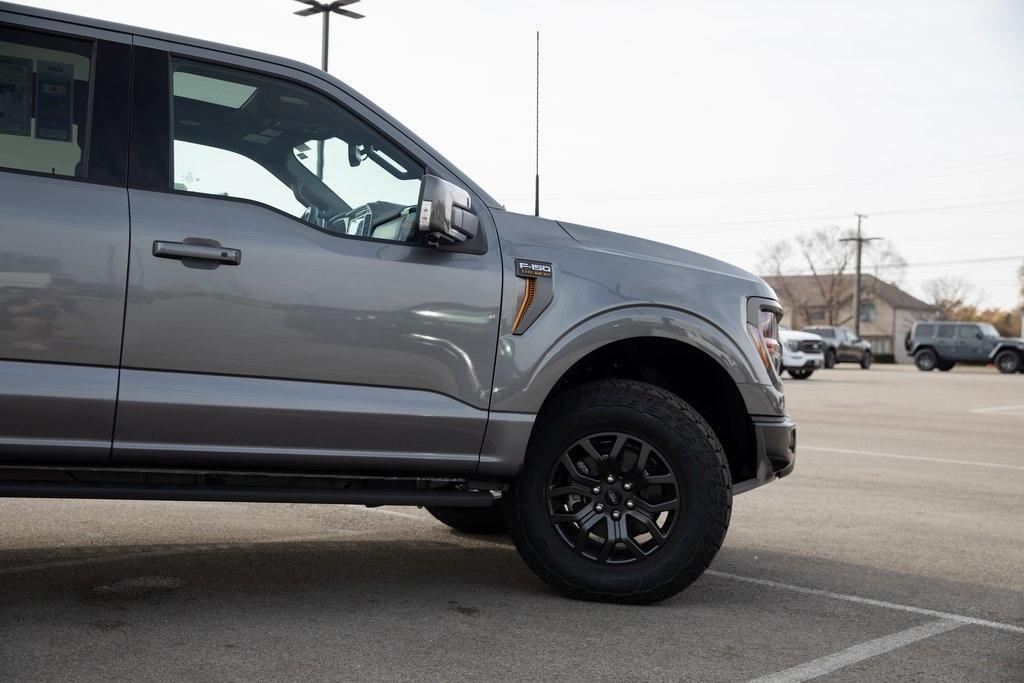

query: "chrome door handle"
xmin=152 ymin=241 xmax=241 ymax=265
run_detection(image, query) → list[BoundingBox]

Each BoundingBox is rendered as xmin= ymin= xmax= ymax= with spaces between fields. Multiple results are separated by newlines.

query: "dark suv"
xmin=802 ymin=325 xmax=873 ymax=369
xmin=907 ymin=322 xmax=1024 ymax=373
xmin=0 ymin=3 xmax=795 ymax=604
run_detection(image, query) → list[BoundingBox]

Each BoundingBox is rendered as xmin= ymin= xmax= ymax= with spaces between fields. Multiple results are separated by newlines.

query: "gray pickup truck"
xmin=0 ymin=2 xmax=794 ymax=603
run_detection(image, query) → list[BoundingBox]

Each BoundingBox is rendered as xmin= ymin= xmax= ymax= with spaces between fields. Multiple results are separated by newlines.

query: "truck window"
xmin=0 ymin=26 xmax=93 ymax=179
xmin=958 ymin=325 xmax=981 ymax=339
xmin=915 ymin=324 xmax=935 ymax=338
xmin=936 ymin=325 xmax=955 ymax=339
xmin=169 ymin=59 xmax=425 ymax=244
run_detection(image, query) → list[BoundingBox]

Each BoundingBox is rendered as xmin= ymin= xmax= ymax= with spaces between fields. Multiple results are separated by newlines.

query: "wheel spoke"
xmin=559 ymin=452 xmax=598 ymax=485
xmin=632 ymin=497 xmax=679 ymax=515
xmin=606 ymin=434 xmax=627 ymax=472
xmin=574 ymin=511 xmax=604 ymax=548
xmin=625 ymin=442 xmax=651 ymax=478
xmin=628 ymin=510 xmax=666 ymax=545
xmin=596 ymin=518 xmax=618 ymax=561
xmin=637 ymin=473 xmax=675 ymax=487
xmin=550 ymin=501 xmax=594 ymax=523
xmin=547 ymin=483 xmax=596 ymax=499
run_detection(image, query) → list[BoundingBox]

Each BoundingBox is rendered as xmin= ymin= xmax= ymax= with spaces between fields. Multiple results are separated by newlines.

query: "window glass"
xmin=936 ymin=325 xmax=955 ymax=339
xmin=958 ymin=324 xmax=981 ymax=339
xmin=859 ymin=300 xmax=876 ymax=323
xmin=916 ymin=324 xmax=935 ymax=338
xmin=979 ymin=323 xmax=999 ymax=338
xmin=170 ymin=59 xmax=425 ymax=244
xmin=809 ymin=327 xmax=835 ymax=338
xmin=0 ymin=27 xmax=93 ymax=178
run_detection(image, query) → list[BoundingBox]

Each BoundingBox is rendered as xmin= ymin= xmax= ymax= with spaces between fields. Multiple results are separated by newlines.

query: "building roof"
xmin=764 ymin=274 xmax=936 ymax=311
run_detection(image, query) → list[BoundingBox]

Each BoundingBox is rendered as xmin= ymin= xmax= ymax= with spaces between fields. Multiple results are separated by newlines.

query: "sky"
xmin=31 ymin=0 xmax=1024 ymax=308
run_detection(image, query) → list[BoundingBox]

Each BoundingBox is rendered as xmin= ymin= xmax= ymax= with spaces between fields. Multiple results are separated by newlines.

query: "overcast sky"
xmin=34 ymin=0 xmax=1024 ymax=308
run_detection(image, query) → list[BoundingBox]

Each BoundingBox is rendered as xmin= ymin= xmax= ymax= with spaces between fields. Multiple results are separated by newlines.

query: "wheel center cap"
xmin=605 ymin=489 xmax=621 ymax=506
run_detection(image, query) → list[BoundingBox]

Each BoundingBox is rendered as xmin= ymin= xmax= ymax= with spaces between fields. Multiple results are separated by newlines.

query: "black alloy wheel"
xmin=915 ymin=349 xmax=938 ymax=371
xmin=546 ymin=432 xmax=679 ymax=564
xmin=995 ymin=349 xmax=1022 ymax=374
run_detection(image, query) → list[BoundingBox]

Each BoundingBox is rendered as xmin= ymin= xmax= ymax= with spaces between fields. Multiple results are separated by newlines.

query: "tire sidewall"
xmin=916 ymin=349 xmax=937 ymax=371
xmin=996 ymin=350 xmax=1021 ymax=374
xmin=510 ymin=401 xmax=726 ymax=596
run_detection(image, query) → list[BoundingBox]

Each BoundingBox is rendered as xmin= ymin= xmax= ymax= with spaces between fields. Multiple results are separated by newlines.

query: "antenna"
xmin=534 ymin=29 xmax=540 ymax=217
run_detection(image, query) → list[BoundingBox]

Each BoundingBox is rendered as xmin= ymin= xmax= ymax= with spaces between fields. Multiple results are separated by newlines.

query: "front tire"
xmin=505 ymin=380 xmax=731 ymax=604
xmin=787 ymin=368 xmax=814 ymax=380
xmin=860 ymin=351 xmax=872 ymax=369
xmin=995 ymin=349 xmax=1022 ymax=374
xmin=824 ymin=349 xmax=837 ymax=368
xmin=915 ymin=349 xmax=938 ymax=371
xmin=427 ymin=501 xmax=507 ymax=534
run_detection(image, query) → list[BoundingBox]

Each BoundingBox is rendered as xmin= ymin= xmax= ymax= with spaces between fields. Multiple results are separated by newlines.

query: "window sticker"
xmin=35 ymin=61 xmax=73 ymax=142
xmin=0 ymin=55 xmax=33 ymax=137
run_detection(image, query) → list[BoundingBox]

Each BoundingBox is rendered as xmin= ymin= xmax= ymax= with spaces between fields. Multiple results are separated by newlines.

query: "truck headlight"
xmin=746 ymin=298 xmax=783 ymax=382
xmin=786 ymin=339 xmax=799 ymax=352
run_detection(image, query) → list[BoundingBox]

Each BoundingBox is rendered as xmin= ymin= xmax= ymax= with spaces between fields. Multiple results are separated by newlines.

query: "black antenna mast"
xmin=534 ymin=30 xmax=540 ymax=217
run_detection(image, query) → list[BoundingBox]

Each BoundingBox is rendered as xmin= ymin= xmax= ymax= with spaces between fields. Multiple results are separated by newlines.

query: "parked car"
xmin=906 ymin=321 xmax=1024 ymax=374
xmin=0 ymin=3 xmax=795 ymax=604
xmin=779 ymin=326 xmax=825 ymax=379
xmin=801 ymin=325 xmax=873 ymax=369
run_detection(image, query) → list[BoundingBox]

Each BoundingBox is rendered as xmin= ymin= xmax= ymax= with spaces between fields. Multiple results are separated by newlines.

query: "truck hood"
xmin=558 ymin=221 xmax=771 ymax=291
xmin=780 ymin=329 xmax=824 ymax=343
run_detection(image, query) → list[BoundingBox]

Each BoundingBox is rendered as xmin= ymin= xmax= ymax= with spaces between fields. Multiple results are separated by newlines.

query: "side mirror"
xmin=417 ymin=174 xmax=478 ymax=246
xmin=976 ymin=332 xmax=984 ymax=340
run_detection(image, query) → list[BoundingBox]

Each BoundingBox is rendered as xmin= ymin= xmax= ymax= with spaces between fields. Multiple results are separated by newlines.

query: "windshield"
xmin=979 ymin=323 xmax=1000 ymax=338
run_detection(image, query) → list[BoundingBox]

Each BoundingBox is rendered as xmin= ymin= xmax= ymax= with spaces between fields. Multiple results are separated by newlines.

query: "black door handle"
xmin=153 ymin=240 xmax=241 ymax=265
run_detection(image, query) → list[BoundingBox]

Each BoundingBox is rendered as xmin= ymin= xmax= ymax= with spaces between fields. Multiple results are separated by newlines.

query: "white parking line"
xmin=801 ymin=445 xmax=1024 ymax=471
xmin=707 ymin=570 xmax=1024 ymax=634
xmin=747 ymin=619 xmax=963 ymax=683
xmin=971 ymin=403 xmax=1024 ymax=415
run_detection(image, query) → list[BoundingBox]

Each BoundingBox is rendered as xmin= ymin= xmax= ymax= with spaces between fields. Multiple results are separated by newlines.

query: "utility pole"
xmin=839 ymin=213 xmax=881 ymax=337
xmin=292 ymin=0 xmax=365 ymax=178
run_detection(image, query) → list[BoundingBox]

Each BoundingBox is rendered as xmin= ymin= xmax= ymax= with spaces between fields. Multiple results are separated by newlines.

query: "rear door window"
xmin=936 ymin=325 xmax=956 ymax=339
xmin=0 ymin=26 xmax=92 ymax=178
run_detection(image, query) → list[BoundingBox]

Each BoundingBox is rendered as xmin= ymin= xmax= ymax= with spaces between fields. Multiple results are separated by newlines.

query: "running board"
xmin=0 ymin=467 xmax=498 ymax=507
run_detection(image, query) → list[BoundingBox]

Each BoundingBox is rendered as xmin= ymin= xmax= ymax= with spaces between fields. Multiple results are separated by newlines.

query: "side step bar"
xmin=0 ymin=467 xmax=499 ymax=507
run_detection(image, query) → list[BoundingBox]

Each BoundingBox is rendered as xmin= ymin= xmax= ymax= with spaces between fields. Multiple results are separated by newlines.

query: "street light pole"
xmin=839 ymin=213 xmax=882 ymax=338
xmin=292 ymin=0 xmax=365 ymax=178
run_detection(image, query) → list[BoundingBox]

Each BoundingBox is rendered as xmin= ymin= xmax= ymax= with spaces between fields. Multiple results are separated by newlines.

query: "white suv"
xmin=780 ymin=327 xmax=825 ymax=379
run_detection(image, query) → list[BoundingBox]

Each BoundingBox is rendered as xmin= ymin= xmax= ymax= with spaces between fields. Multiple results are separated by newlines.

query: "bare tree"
xmin=923 ymin=276 xmax=979 ymax=318
xmin=762 ymin=225 xmax=906 ymax=327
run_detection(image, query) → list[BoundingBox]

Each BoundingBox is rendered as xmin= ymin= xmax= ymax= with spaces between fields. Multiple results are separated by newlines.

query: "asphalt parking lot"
xmin=0 ymin=365 xmax=1021 ymax=681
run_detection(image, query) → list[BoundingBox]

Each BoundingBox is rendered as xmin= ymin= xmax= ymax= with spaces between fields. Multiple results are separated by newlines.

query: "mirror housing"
xmin=417 ymin=174 xmax=478 ymax=246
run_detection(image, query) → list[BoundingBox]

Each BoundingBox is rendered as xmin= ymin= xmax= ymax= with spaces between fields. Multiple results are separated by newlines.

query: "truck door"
xmin=0 ymin=18 xmax=130 ymax=464
xmin=113 ymin=44 xmax=502 ymax=474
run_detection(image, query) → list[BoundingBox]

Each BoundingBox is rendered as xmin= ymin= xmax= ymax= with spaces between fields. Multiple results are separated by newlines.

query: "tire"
xmin=937 ymin=361 xmax=955 ymax=372
xmin=505 ymin=380 xmax=731 ymax=604
xmin=824 ymin=349 xmax=837 ymax=368
xmin=915 ymin=349 xmax=938 ymax=371
xmin=426 ymin=501 xmax=507 ymax=534
xmin=995 ymin=349 xmax=1022 ymax=375
xmin=860 ymin=351 xmax=872 ymax=370
xmin=787 ymin=368 xmax=813 ymax=380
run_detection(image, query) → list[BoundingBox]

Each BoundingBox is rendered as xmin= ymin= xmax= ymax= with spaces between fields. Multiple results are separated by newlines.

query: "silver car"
xmin=0 ymin=2 xmax=795 ymax=603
